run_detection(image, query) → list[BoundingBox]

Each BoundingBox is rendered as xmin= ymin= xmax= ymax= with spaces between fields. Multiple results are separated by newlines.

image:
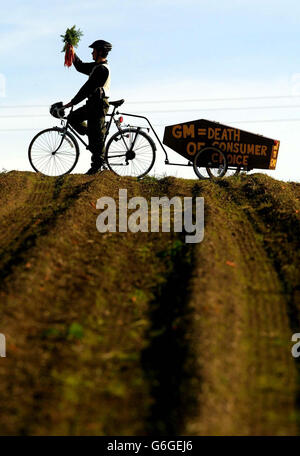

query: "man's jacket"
xmin=71 ymin=54 xmax=110 ymax=106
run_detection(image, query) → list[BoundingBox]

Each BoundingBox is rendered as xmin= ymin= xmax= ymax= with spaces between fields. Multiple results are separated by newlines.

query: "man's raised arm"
xmin=73 ymin=53 xmax=94 ymax=75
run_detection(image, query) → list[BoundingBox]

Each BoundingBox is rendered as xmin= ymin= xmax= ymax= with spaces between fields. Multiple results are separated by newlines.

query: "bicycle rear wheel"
xmin=105 ymin=128 xmax=156 ymax=178
xmin=193 ymin=147 xmax=227 ymax=179
xmin=28 ymin=128 xmax=79 ymax=176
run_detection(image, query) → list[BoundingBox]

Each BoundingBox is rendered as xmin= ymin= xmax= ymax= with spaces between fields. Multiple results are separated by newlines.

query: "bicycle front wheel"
xmin=105 ymin=128 xmax=156 ymax=178
xmin=28 ymin=128 xmax=80 ymax=176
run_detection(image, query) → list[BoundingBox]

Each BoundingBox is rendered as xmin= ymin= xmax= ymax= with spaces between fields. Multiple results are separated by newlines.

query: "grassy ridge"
xmin=0 ymin=170 xmax=299 ymax=435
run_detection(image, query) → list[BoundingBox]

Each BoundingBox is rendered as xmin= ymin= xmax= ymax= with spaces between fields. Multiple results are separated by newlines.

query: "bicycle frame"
xmin=55 ymin=104 xmax=126 ymax=152
xmin=32 ymin=100 xmax=242 ymax=179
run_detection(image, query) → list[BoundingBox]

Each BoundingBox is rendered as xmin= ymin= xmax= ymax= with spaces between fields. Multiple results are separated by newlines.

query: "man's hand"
xmin=63 ymin=102 xmax=73 ymax=109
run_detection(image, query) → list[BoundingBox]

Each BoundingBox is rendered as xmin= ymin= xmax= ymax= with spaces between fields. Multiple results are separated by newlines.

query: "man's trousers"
xmin=68 ymin=98 xmax=110 ymax=167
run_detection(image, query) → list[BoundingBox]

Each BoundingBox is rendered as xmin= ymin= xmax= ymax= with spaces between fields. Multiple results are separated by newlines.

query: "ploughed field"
xmin=0 ymin=170 xmax=299 ymax=435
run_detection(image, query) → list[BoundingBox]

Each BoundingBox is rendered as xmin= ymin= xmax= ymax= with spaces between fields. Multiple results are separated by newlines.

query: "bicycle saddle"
xmin=109 ymin=99 xmax=125 ymax=107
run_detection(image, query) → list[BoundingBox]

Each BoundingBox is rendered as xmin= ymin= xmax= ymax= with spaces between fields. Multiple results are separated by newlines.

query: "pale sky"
xmin=1 ymin=0 xmax=300 ymax=181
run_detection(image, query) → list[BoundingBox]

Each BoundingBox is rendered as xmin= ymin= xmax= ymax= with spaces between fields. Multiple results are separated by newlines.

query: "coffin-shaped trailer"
xmin=162 ymin=119 xmax=280 ymax=179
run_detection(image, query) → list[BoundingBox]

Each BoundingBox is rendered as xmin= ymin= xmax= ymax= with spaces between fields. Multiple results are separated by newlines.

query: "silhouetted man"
xmin=63 ymin=40 xmax=112 ymax=174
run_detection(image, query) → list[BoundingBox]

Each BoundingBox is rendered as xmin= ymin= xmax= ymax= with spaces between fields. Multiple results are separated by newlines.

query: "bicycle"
xmin=28 ymin=99 xmax=156 ymax=178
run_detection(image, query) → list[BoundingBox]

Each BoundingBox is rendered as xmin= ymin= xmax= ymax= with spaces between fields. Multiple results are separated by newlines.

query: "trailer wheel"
xmin=224 ymin=166 xmax=241 ymax=177
xmin=193 ymin=147 xmax=228 ymax=179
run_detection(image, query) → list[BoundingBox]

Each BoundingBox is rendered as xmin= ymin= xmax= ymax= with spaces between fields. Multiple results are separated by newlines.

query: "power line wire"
xmin=2 ymin=103 xmax=300 ymax=118
xmin=0 ymin=128 xmax=43 ymax=132
xmin=1 ymin=94 xmax=300 ymax=109
xmin=0 ymin=114 xmax=49 ymax=118
xmin=128 ymin=105 xmax=300 ymax=114
xmin=122 ymin=95 xmax=300 ymax=104
xmin=1 ymin=117 xmax=300 ymax=132
xmin=0 ymin=104 xmax=48 ymax=109
xmin=153 ymin=118 xmax=300 ymax=126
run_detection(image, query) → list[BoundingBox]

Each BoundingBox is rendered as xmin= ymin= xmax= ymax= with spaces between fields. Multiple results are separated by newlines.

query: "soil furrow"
xmin=186 ymin=179 xmax=298 ymax=435
xmin=221 ymin=174 xmax=300 ymax=432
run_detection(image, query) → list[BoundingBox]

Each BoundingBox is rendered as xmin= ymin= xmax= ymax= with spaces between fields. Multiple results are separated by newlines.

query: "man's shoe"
xmin=86 ymin=157 xmax=107 ymax=175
